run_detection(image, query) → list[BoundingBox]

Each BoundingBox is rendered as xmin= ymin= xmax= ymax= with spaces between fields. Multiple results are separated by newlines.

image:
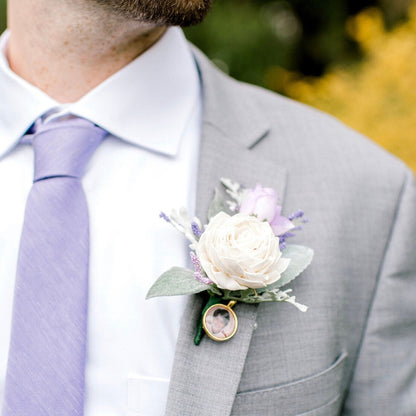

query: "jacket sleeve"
xmin=343 ymin=168 xmax=416 ymax=415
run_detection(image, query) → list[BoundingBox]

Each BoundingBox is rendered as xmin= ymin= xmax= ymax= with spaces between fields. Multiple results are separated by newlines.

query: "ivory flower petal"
xmin=196 ymin=212 xmax=290 ymax=290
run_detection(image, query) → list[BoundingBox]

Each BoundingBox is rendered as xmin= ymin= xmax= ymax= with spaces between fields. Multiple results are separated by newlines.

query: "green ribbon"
xmin=194 ymin=294 xmax=223 ymax=345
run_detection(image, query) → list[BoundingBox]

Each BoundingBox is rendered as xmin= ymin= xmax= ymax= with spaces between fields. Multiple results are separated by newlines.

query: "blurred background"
xmin=0 ymin=0 xmax=415 ymax=171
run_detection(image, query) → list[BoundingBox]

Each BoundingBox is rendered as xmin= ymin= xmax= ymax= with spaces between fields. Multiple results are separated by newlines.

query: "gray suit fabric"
xmin=165 ymin=47 xmax=416 ymax=415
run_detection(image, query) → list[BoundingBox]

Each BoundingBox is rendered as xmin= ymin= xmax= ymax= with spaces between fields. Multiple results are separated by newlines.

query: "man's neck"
xmin=7 ymin=0 xmax=166 ymax=103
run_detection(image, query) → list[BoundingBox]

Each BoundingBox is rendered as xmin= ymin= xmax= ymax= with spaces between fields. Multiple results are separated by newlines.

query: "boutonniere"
xmin=147 ymin=179 xmax=313 ymax=345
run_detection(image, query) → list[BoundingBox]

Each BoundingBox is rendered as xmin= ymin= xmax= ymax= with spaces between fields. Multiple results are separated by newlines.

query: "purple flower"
xmin=240 ymin=184 xmax=294 ymax=237
xmin=270 ymin=205 xmax=295 ymax=237
xmin=240 ymin=184 xmax=278 ymax=223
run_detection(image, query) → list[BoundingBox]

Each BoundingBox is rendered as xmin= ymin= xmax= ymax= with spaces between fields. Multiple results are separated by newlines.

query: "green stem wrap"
xmin=194 ymin=294 xmax=223 ymax=345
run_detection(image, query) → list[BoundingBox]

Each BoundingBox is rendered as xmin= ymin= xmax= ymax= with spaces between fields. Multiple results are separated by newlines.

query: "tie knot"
xmin=30 ymin=118 xmax=107 ymax=182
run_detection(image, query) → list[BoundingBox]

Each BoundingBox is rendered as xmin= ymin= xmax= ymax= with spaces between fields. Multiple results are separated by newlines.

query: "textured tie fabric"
xmin=2 ymin=118 xmax=107 ymax=416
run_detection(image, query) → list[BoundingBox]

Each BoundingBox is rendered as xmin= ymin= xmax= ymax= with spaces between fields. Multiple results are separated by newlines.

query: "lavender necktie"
xmin=2 ymin=117 xmax=107 ymax=416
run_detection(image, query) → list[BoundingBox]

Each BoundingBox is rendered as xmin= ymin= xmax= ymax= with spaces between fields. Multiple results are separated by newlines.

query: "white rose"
xmin=196 ymin=212 xmax=290 ymax=291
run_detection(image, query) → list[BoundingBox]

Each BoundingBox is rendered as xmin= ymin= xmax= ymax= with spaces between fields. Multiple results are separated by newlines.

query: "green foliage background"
xmin=0 ymin=0 xmax=5 ymax=31
xmin=184 ymin=0 xmax=410 ymax=91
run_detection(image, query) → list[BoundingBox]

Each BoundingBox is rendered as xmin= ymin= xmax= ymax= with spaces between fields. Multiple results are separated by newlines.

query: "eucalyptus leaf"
xmin=146 ymin=267 xmax=212 ymax=299
xmin=207 ymin=188 xmax=228 ymax=220
xmin=264 ymin=244 xmax=314 ymax=291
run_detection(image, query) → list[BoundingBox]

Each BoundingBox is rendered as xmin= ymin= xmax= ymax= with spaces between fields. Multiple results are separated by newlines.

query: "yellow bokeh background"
xmin=280 ymin=3 xmax=416 ymax=172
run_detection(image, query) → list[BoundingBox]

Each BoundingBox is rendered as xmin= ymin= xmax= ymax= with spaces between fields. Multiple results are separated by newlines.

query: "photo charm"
xmin=146 ymin=178 xmax=313 ymax=344
xmin=202 ymin=301 xmax=238 ymax=342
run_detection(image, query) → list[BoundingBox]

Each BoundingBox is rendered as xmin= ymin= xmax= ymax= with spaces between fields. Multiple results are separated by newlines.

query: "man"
xmin=0 ymin=0 xmax=415 ymax=415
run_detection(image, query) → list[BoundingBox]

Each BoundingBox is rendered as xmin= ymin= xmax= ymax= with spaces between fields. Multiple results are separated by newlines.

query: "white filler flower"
xmin=196 ymin=212 xmax=290 ymax=291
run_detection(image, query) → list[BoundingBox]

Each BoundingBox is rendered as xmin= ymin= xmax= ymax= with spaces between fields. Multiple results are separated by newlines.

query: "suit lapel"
xmin=165 ymin=50 xmax=287 ymax=416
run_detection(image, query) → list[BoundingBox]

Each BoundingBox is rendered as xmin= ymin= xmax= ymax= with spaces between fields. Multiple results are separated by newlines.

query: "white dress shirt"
xmin=0 ymin=27 xmax=201 ymax=416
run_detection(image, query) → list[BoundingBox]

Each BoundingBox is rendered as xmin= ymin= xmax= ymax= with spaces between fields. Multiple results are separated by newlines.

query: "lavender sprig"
xmin=159 ymin=212 xmax=170 ymax=222
xmin=190 ymin=252 xmax=213 ymax=285
xmin=288 ymin=209 xmax=304 ymax=221
xmin=191 ymin=222 xmax=203 ymax=239
xmin=160 ymin=208 xmax=202 ymax=247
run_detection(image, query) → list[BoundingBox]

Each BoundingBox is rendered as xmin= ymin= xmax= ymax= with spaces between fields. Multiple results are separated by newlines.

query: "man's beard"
xmin=91 ymin=0 xmax=214 ymax=27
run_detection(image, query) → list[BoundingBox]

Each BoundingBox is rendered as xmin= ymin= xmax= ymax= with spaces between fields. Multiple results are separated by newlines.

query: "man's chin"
xmin=93 ymin=0 xmax=214 ymax=27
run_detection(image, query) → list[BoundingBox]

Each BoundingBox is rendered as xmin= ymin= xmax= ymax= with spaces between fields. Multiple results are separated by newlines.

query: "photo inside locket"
xmin=205 ymin=306 xmax=236 ymax=339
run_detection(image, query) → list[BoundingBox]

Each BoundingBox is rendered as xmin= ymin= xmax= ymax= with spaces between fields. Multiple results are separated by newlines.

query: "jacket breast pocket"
xmin=231 ymin=351 xmax=348 ymax=416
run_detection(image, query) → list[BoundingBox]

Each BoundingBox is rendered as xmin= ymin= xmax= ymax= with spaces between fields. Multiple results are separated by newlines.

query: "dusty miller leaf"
xmin=207 ymin=188 xmax=229 ymax=220
xmin=221 ymin=287 xmax=307 ymax=311
xmin=263 ymin=245 xmax=314 ymax=291
xmin=146 ymin=267 xmax=211 ymax=299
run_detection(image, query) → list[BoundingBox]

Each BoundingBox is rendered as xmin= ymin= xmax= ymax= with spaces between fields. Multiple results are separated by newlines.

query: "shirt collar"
xmin=0 ymin=27 xmax=200 ymax=157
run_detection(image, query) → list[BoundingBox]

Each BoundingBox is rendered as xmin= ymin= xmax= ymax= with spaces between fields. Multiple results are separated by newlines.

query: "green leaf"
xmin=266 ymin=244 xmax=314 ymax=290
xmin=146 ymin=267 xmax=211 ymax=299
xmin=207 ymin=285 xmax=223 ymax=297
xmin=207 ymin=187 xmax=228 ymax=220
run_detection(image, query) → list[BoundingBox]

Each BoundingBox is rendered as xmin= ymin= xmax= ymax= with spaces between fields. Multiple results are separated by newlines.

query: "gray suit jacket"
xmin=164 ymin=48 xmax=416 ymax=416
